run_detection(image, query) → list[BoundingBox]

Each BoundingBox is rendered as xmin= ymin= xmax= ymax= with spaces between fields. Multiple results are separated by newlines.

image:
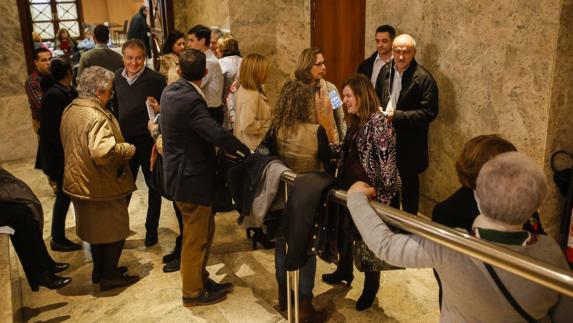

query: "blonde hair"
xmin=217 ymin=35 xmax=239 ymax=55
xmin=32 ymin=32 xmax=42 ymax=42
xmin=294 ymin=47 xmax=322 ymax=84
xmin=239 ymin=53 xmax=268 ymax=93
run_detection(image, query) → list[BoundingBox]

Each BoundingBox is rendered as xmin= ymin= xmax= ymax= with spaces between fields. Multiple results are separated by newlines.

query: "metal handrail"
xmin=281 ymin=170 xmax=573 ymax=298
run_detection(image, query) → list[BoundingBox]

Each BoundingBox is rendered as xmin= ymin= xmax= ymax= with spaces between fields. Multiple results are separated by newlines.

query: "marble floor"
xmin=2 ymin=158 xmax=440 ymax=323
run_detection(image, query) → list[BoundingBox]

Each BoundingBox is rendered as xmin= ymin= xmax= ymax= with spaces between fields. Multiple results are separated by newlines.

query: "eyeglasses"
xmin=313 ymin=61 xmax=326 ymax=67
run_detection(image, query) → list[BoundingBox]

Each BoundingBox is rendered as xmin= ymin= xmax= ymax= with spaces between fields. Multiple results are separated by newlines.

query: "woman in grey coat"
xmin=347 ymin=152 xmax=571 ymax=322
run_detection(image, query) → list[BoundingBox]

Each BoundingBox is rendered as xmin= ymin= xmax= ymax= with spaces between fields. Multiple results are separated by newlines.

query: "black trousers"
xmin=91 ymin=240 xmax=125 ymax=279
xmin=336 ymin=237 xmax=380 ymax=293
xmin=0 ymin=202 xmax=55 ymax=288
xmin=51 ymin=180 xmax=71 ymax=242
xmin=125 ymin=135 xmax=162 ymax=234
xmin=172 ymin=201 xmax=183 ymax=258
xmin=391 ymin=172 xmax=420 ymax=215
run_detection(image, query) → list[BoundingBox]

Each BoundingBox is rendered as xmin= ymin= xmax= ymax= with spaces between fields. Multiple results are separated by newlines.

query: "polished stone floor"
xmin=2 ymin=158 xmax=440 ymax=322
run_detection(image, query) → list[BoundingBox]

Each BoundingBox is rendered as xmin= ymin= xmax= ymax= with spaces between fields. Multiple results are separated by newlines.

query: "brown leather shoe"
xmin=182 ymin=290 xmax=227 ymax=307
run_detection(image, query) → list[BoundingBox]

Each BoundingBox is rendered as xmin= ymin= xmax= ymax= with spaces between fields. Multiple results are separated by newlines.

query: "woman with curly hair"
xmin=273 ymin=79 xmax=333 ymax=321
xmin=322 ymin=73 xmax=400 ymax=311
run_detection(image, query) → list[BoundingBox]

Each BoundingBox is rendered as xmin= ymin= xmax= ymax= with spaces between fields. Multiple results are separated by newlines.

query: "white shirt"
xmin=371 ymin=53 xmax=392 ymax=87
xmin=121 ymin=66 xmax=145 ymax=85
xmin=201 ymin=49 xmax=224 ymax=108
xmin=187 ymin=80 xmax=206 ymax=99
xmin=385 ymin=65 xmax=404 ymax=114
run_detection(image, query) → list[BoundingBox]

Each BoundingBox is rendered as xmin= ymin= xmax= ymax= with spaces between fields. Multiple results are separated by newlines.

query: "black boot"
xmin=248 ymin=228 xmax=275 ymax=250
xmin=356 ymin=271 xmax=380 ymax=311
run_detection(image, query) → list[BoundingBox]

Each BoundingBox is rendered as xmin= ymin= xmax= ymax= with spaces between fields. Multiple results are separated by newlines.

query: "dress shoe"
xmin=144 ymin=232 xmax=158 ymax=247
xmin=92 ymin=266 xmax=128 ymax=284
xmin=321 ymin=271 xmax=353 ymax=285
xmin=51 ymin=262 xmax=70 ymax=273
xmin=32 ymin=271 xmax=71 ymax=291
xmin=162 ymin=249 xmax=180 ymax=263
xmin=100 ymin=273 xmax=140 ymax=291
xmin=182 ymin=290 xmax=227 ymax=307
xmin=162 ymin=259 xmax=180 ymax=273
xmin=355 ymin=289 xmax=377 ymax=311
xmin=50 ymin=239 xmax=82 ymax=252
xmin=205 ymin=278 xmax=233 ymax=294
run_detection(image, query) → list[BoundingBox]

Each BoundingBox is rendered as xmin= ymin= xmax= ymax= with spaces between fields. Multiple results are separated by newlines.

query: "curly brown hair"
xmin=271 ymin=79 xmax=315 ymax=136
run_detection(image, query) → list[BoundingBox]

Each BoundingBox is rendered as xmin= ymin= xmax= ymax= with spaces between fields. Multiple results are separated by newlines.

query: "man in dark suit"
xmin=161 ymin=49 xmax=250 ymax=307
xmin=357 ymin=25 xmax=396 ymax=87
xmin=375 ymin=34 xmax=439 ymax=215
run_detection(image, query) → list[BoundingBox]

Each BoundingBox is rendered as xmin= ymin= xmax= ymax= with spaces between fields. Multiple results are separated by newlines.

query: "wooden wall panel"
xmin=82 ymin=0 xmax=109 ymax=25
xmin=107 ymin=0 xmax=145 ymax=27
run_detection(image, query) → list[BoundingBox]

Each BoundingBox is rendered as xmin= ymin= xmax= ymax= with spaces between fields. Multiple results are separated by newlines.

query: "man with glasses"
xmin=375 ymin=34 xmax=439 ymax=215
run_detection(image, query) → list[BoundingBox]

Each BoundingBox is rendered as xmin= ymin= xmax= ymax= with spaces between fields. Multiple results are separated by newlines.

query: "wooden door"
xmin=311 ymin=0 xmax=365 ymax=91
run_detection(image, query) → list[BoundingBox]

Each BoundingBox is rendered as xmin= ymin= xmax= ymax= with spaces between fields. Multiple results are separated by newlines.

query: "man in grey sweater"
xmin=347 ymin=152 xmax=571 ymax=322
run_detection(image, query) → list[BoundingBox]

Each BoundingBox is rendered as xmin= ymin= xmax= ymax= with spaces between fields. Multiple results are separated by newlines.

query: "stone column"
xmin=0 ymin=0 xmax=37 ymax=163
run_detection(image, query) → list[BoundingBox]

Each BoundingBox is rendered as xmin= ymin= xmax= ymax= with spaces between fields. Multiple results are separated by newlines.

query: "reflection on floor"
xmin=3 ymin=158 xmax=440 ymax=322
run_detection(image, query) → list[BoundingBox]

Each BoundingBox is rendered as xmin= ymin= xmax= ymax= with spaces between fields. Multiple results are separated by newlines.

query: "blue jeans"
xmin=275 ymin=237 xmax=316 ymax=300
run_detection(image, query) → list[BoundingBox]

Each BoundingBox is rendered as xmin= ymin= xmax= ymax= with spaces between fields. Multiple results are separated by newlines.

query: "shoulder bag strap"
xmin=484 ymin=263 xmax=536 ymax=323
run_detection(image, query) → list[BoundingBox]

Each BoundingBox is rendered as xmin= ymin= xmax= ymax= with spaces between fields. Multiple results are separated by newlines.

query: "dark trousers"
xmin=91 ymin=239 xmax=125 ymax=280
xmin=275 ymin=237 xmax=316 ymax=300
xmin=391 ymin=172 xmax=420 ymax=215
xmin=172 ymin=201 xmax=183 ymax=258
xmin=126 ymin=135 xmax=162 ymax=234
xmin=0 ymin=202 xmax=55 ymax=288
xmin=51 ymin=180 xmax=71 ymax=242
xmin=208 ymin=106 xmax=224 ymax=126
xmin=335 ymin=237 xmax=380 ymax=294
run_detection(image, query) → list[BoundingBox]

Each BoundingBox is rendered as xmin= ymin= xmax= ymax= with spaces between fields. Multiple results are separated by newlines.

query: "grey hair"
xmin=77 ymin=66 xmax=114 ymax=99
xmin=475 ymin=152 xmax=547 ymax=225
xmin=211 ymin=27 xmax=224 ymax=38
xmin=394 ymin=34 xmax=417 ymax=49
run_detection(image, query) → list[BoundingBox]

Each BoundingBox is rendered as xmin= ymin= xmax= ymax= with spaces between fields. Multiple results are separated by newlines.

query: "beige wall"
xmin=365 ymin=0 xmax=572 ymax=237
xmin=543 ymin=0 xmax=573 ymax=240
xmin=176 ymin=0 xmax=310 ymax=103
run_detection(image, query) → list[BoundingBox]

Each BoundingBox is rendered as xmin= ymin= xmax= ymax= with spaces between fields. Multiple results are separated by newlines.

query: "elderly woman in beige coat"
xmin=60 ymin=66 xmax=140 ymax=291
xmin=234 ymin=53 xmax=272 ymax=152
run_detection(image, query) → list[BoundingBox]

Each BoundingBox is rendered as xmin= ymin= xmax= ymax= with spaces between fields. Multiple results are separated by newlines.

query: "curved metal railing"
xmin=281 ymin=170 xmax=573 ymax=298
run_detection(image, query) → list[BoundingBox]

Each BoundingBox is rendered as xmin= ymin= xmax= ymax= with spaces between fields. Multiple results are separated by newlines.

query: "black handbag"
xmin=150 ymin=154 xmax=172 ymax=200
xmin=551 ymin=150 xmax=573 ymax=196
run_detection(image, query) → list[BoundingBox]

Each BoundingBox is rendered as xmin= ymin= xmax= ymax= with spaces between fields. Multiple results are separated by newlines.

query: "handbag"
xmin=551 ymin=150 xmax=573 ymax=196
xmin=150 ymin=147 xmax=172 ymax=200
